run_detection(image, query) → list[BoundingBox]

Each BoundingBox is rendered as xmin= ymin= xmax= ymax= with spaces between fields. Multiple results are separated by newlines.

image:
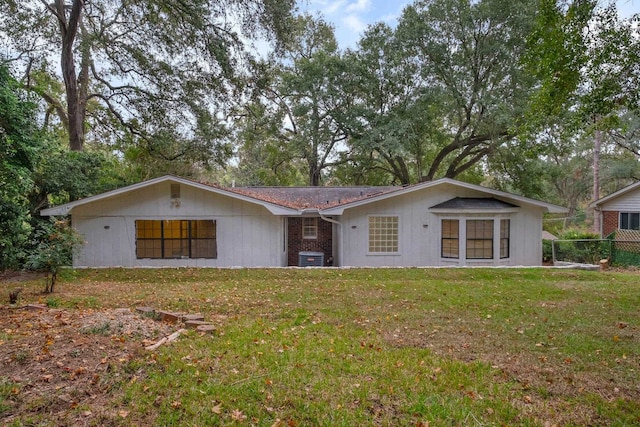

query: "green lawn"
xmin=2 ymin=267 xmax=639 ymax=426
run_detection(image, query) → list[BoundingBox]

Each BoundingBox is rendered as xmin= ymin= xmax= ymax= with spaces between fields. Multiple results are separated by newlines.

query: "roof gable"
xmin=589 ymin=181 xmax=640 ymax=208
xmin=40 ymin=175 xmax=299 ymax=216
xmin=320 ymin=178 xmax=567 ymax=214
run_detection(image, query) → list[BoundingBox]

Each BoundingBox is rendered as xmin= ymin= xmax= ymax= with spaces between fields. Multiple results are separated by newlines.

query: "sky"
xmin=298 ymin=0 xmax=640 ymax=49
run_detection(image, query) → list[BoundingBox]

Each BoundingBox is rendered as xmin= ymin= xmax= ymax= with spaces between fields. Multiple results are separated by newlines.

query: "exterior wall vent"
xmin=298 ymin=251 xmax=324 ymax=267
xmin=170 ymin=184 xmax=181 ymax=199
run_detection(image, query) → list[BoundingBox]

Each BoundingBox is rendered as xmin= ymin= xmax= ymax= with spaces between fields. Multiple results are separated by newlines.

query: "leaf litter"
xmin=0 ymin=304 xmax=175 ymax=425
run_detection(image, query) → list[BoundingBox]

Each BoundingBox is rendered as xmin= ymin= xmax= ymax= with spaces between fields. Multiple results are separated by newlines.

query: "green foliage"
xmin=0 ymin=65 xmax=41 ymax=268
xmin=25 ymin=220 xmax=84 ymax=293
xmin=240 ymin=14 xmax=354 ymax=185
xmin=559 ymin=228 xmax=600 ymax=240
xmin=524 ymin=0 xmax=595 ymax=126
xmin=552 ymin=229 xmax=611 ymax=264
xmin=1 ymin=0 xmax=294 ymax=160
xmin=45 ymin=296 xmax=61 ymax=308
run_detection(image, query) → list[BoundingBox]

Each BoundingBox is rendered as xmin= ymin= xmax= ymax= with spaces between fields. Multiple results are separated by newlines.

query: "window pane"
xmin=621 ymin=213 xmax=629 ymax=229
xmin=163 ymin=220 xmax=188 ymax=239
xmin=368 ymin=216 xmax=398 ymax=252
xmin=136 ymin=220 xmax=163 ymax=258
xmin=500 ymin=219 xmax=510 ymax=259
xmin=191 ymin=239 xmax=217 ymax=258
xmin=192 ymin=220 xmax=216 ymax=238
xmin=163 ymin=238 xmax=189 ymax=258
xmin=136 ymin=239 xmax=162 ymax=258
xmin=466 ymin=220 xmax=493 ymax=259
xmin=136 ymin=220 xmax=161 ymax=239
xmin=191 ymin=220 xmax=217 ymax=259
xmin=441 ymin=219 xmax=459 ymax=258
xmin=302 ymin=217 xmax=318 ymax=239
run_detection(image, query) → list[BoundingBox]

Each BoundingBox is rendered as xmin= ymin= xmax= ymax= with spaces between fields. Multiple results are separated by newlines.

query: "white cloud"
xmin=310 ymin=0 xmax=346 ymax=16
xmin=342 ymin=14 xmax=367 ymax=33
xmin=346 ymin=0 xmax=371 ymax=13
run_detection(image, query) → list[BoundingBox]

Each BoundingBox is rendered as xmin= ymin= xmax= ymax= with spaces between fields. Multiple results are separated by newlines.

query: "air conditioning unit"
xmin=298 ymin=251 xmax=324 ymax=267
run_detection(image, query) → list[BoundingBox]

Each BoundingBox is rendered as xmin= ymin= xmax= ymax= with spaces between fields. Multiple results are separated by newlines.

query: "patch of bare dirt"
xmin=0 ymin=306 xmax=176 ymax=426
xmin=0 ymin=270 xmax=43 ymax=284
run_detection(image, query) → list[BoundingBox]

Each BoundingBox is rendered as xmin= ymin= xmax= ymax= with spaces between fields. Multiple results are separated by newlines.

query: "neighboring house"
xmin=41 ymin=175 xmax=567 ymax=268
xmin=590 ymin=181 xmax=640 ymax=237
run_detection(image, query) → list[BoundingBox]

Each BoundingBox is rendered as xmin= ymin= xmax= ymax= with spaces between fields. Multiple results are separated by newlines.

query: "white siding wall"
xmin=339 ymin=185 xmax=544 ymax=267
xmin=600 ymin=190 xmax=640 ymax=211
xmin=71 ymin=182 xmax=284 ymax=267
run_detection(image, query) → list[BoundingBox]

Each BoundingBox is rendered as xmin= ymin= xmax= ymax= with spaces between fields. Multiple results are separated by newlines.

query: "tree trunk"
xmin=56 ymin=0 xmax=86 ymax=151
xmin=592 ymin=128 xmax=601 ymax=233
xmin=309 ymin=167 xmax=321 ymax=186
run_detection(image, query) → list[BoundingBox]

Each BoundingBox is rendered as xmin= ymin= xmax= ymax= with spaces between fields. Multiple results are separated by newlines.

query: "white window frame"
xmin=500 ymin=219 xmax=510 ymax=259
xmin=441 ymin=218 xmax=460 ymax=259
xmin=367 ymin=215 xmax=399 ymax=254
xmin=438 ymin=215 xmax=512 ymax=263
xmin=302 ymin=217 xmax=318 ymax=239
xmin=620 ymin=212 xmax=640 ymax=230
xmin=466 ymin=219 xmax=494 ymax=260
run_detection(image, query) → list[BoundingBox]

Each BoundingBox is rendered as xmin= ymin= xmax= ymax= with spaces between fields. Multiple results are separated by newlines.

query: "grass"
xmin=3 ymin=267 xmax=640 ymax=425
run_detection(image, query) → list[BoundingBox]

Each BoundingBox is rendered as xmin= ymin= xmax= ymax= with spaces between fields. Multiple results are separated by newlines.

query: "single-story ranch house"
xmin=590 ymin=180 xmax=640 ymax=237
xmin=41 ymin=175 xmax=567 ymax=268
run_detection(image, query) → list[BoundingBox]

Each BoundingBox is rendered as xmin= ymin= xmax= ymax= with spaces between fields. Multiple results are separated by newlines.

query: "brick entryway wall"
xmin=287 ymin=217 xmax=333 ymax=266
xmin=602 ymin=211 xmax=619 ymax=237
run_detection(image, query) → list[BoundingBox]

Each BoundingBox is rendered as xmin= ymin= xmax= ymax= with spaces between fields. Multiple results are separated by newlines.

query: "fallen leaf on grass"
xmin=118 ymin=410 xmax=129 ymax=418
xmin=231 ymin=409 xmax=246 ymax=421
xmin=212 ymin=403 xmax=223 ymax=414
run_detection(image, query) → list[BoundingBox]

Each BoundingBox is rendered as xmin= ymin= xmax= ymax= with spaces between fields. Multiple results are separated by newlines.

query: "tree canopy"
xmin=1 ymin=0 xmax=640 ymax=262
xmin=1 ymin=0 xmax=295 ymax=167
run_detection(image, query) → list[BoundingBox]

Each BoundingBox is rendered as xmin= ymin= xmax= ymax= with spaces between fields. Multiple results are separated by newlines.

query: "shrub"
xmin=25 ymin=219 xmax=84 ymax=293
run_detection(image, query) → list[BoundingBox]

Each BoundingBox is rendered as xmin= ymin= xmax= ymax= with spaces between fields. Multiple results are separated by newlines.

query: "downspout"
xmin=319 ymin=214 xmax=341 ymax=227
xmin=319 ymin=213 xmax=342 ymax=267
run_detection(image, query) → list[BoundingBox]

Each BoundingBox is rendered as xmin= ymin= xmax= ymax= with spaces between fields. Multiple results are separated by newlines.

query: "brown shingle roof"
xmin=226 ymin=186 xmax=400 ymax=209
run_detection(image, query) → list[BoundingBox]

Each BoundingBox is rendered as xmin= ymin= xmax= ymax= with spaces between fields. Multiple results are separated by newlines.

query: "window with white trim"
xmin=500 ymin=219 xmax=510 ymax=259
xmin=441 ymin=219 xmax=459 ymax=258
xmin=620 ymin=213 xmax=640 ymax=230
xmin=302 ymin=217 xmax=318 ymax=239
xmin=135 ymin=220 xmax=216 ymax=259
xmin=368 ymin=216 xmax=398 ymax=253
xmin=466 ymin=219 xmax=493 ymax=259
